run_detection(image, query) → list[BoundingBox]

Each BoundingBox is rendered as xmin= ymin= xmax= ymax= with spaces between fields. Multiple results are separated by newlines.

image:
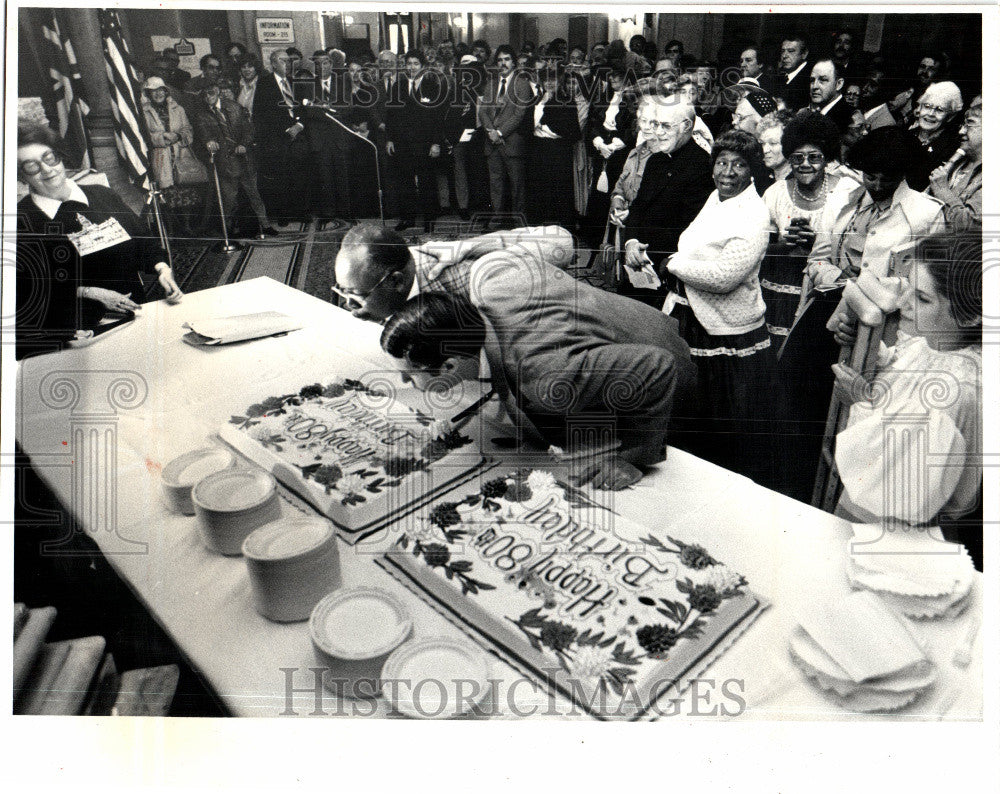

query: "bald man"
xmin=333 ymin=223 xmax=575 ymax=322
xmin=617 ymin=96 xmax=714 ymax=307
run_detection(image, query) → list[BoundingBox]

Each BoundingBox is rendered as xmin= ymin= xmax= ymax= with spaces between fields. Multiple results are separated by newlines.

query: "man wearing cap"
xmin=809 ymin=58 xmax=854 ymax=133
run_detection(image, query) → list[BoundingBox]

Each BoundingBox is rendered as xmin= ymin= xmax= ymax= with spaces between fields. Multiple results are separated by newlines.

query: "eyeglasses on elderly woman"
xmin=18 ymin=149 xmax=63 ymax=175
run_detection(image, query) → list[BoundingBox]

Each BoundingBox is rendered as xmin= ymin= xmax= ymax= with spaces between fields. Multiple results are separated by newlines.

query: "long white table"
xmin=14 ymin=277 xmax=982 ymax=720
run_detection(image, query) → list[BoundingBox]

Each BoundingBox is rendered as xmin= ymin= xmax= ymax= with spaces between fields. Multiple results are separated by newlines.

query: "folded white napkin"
xmin=795 ymin=591 xmax=928 ymax=683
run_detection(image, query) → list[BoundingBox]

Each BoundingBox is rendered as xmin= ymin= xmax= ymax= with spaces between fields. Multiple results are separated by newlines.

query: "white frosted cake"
xmin=380 ymin=469 xmax=768 ymax=720
xmin=220 ymin=378 xmax=485 ymax=539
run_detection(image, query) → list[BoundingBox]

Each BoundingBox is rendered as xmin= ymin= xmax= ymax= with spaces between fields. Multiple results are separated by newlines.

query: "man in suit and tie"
xmin=773 ymin=36 xmax=811 ymax=111
xmin=191 ymin=84 xmax=273 ymax=237
xmin=343 ymin=222 xmax=696 ymax=490
xmin=385 ymin=49 xmax=447 ymax=232
xmin=294 ymin=50 xmax=354 ymax=222
xmin=250 ymin=48 xmax=311 ymax=224
xmin=478 ymin=44 xmax=534 ymax=226
xmin=808 ymin=59 xmax=855 ymax=134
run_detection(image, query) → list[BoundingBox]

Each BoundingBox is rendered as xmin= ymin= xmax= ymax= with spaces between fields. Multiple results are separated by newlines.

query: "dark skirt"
xmin=670 ymin=300 xmax=776 ymax=482
xmin=767 ymin=287 xmax=844 ymax=501
xmin=759 ymin=251 xmax=807 ymax=350
xmin=527 ymin=137 xmax=576 ymax=227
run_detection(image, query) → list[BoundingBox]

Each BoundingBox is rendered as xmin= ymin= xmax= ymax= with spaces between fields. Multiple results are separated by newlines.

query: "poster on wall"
xmin=150 ymin=35 xmax=211 ymax=73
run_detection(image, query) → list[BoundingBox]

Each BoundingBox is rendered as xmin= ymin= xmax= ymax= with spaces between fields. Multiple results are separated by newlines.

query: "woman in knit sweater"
xmin=663 ymin=129 xmax=773 ymax=478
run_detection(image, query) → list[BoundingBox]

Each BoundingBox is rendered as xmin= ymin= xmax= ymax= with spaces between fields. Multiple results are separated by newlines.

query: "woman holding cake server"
xmin=333 ymin=222 xmax=696 ymax=490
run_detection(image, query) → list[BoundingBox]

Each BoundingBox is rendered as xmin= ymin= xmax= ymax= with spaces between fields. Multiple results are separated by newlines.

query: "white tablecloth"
xmin=15 ymin=277 xmax=982 ymax=720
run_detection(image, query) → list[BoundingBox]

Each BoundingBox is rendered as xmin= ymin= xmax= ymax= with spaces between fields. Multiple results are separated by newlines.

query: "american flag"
xmin=99 ymin=9 xmax=150 ymax=189
xmin=40 ymin=10 xmax=92 ymax=169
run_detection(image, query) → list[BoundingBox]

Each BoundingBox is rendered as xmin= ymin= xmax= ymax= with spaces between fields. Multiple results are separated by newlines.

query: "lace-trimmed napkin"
xmin=847 ymin=525 xmax=974 ymax=619
xmin=789 ymin=591 xmax=936 ymax=712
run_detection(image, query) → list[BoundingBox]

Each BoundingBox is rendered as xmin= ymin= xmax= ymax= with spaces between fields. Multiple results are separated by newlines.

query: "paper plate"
xmin=310 ymin=587 xmax=412 ymax=661
xmin=381 ymin=637 xmax=491 ymax=719
xmin=161 ymin=447 xmax=235 ymax=514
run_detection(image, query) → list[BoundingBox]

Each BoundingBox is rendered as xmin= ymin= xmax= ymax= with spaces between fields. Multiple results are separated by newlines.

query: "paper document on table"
xmin=626 ymin=263 xmax=662 ymax=289
xmin=182 ymin=311 xmax=303 ymax=346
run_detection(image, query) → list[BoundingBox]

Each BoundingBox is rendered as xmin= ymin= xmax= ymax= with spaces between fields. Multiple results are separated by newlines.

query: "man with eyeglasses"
xmin=332 ymin=222 xmax=574 ymax=323
xmin=611 ymin=95 xmax=714 ymax=308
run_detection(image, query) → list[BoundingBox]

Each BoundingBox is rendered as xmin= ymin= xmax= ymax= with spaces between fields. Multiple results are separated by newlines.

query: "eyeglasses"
xmin=789 ymin=152 xmax=825 ymax=166
xmin=638 ymin=117 xmax=684 ymax=133
xmin=917 ymin=102 xmax=949 ymax=115
xmin=18 ymin=150 xmax=62 ymax=175
xmin=330 ymin=267 xmax=397 ymax=307
xmin=731 ymin=111 xmax=756 ymax=126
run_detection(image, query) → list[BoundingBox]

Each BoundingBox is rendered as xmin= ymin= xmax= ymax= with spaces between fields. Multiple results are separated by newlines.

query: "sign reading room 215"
xmin=255 ymin=18 xmax=295 ymax=44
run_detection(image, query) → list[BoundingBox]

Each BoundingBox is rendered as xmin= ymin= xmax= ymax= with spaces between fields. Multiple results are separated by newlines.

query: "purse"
xmin=597 ymin=218 xmax=619 ymax=290
xmin=171 ymin=143 xmax=208 ymax=185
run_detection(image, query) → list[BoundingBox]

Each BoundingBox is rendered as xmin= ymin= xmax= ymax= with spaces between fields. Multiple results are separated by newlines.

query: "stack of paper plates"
xmin=847 ymin=525 xmax=975 ymax=619
xmin=789 ymin=591 xmax=937 ymax=713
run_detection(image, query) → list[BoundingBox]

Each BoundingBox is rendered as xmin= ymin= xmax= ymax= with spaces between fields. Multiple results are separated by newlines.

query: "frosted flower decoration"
xmin=335 ymin=473 xmax=366 ymax=496
xmin=526 ymin=470 xmax=558 ymax=493
xmin=568 ymin=644 xmax=615 ymax=680
xmin=696 ymin=564 xmax=745 ymax=595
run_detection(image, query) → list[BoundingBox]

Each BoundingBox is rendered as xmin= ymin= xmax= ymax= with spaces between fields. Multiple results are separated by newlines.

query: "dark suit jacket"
xmin=250 ymin=72 xmax=302 ymax=157
xmin=534 ymin=94 xmax=583 ymax=142
xmin=622 ymin=138 xmax=714 ymax=265
xmin=815 ymin=95 xmax=856 ymax=134
xmin=386 ymin=71 xmax=447 ymax=151
xmin=16 ymin=186 xmax=165 ymax=355
xmin=774 ymin=62 xmax=811 ymax=111
xmin=478 ymin=70 xmax=535 ymax=157
xmin=462 ymin=228 xmax=696 ymax=462
xmin=190 ymin=97 xmax=255 ymax=178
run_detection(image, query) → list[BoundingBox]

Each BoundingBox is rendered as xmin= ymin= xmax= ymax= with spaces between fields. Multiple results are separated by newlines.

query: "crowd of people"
xmin=15 ymin=24 xmax=983 ymax=544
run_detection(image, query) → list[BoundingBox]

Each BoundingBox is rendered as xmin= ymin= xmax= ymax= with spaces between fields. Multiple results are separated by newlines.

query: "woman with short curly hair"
xmin=663 ymin=129 xmax=774 ymax=478
xmin=759 ymin=112 xmax=856 ymax=346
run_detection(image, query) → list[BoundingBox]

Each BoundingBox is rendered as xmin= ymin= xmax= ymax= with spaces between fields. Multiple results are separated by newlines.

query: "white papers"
xmin=459 ymin=128 xmax=475 ymax=143
xmin=182 ymin=311 xmax=303 ymax=346
xmin=625 ymin=263 xmax=662 ymax=290
xmin=796 ymin=591 xmax=926 ymax=682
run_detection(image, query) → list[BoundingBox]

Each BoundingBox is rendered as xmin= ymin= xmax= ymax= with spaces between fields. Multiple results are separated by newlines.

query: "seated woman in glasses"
xmin=926 ymin=95 xmax=982 ymax=232
xmin=15 ymin=125 xmax=182 ymax=358
xmin=904 ymin=81 xmax=964 ymax=192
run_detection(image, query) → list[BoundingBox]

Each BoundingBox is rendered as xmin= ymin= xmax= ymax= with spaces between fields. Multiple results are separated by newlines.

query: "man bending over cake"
xmin=333 ymin=223 xmax=695 ymax=490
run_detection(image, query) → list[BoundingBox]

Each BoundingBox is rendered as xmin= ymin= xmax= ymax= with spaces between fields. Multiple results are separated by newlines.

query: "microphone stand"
xmin=301 ymin=97 xmax=385 ymax=227
xmin=209 ymin=151 xmax=241 ymax=252
xmin=146 ymin=180 xmax=173 ymax=269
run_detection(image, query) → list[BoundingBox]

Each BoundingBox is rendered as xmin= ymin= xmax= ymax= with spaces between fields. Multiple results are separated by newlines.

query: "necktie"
xmin=497 ymin=77 xmax=507 ymax=100
xmin=214 ymin=105 xmax=231 ymax=138
xmin=323 ymin=78 xmax=331 ymax=102
xmin=279 ymin=77 xmax=294 ymax=106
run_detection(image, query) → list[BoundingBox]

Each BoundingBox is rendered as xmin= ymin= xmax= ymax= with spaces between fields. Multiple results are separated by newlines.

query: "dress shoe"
xmin=260 ymin=226 xmax=279 ymax=236
xmin=394 ymin=219 xmax=414 ymax=231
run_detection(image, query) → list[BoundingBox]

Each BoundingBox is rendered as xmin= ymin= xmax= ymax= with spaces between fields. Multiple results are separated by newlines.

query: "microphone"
xmin=299 ymin=98 xmax=385 ymax=227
